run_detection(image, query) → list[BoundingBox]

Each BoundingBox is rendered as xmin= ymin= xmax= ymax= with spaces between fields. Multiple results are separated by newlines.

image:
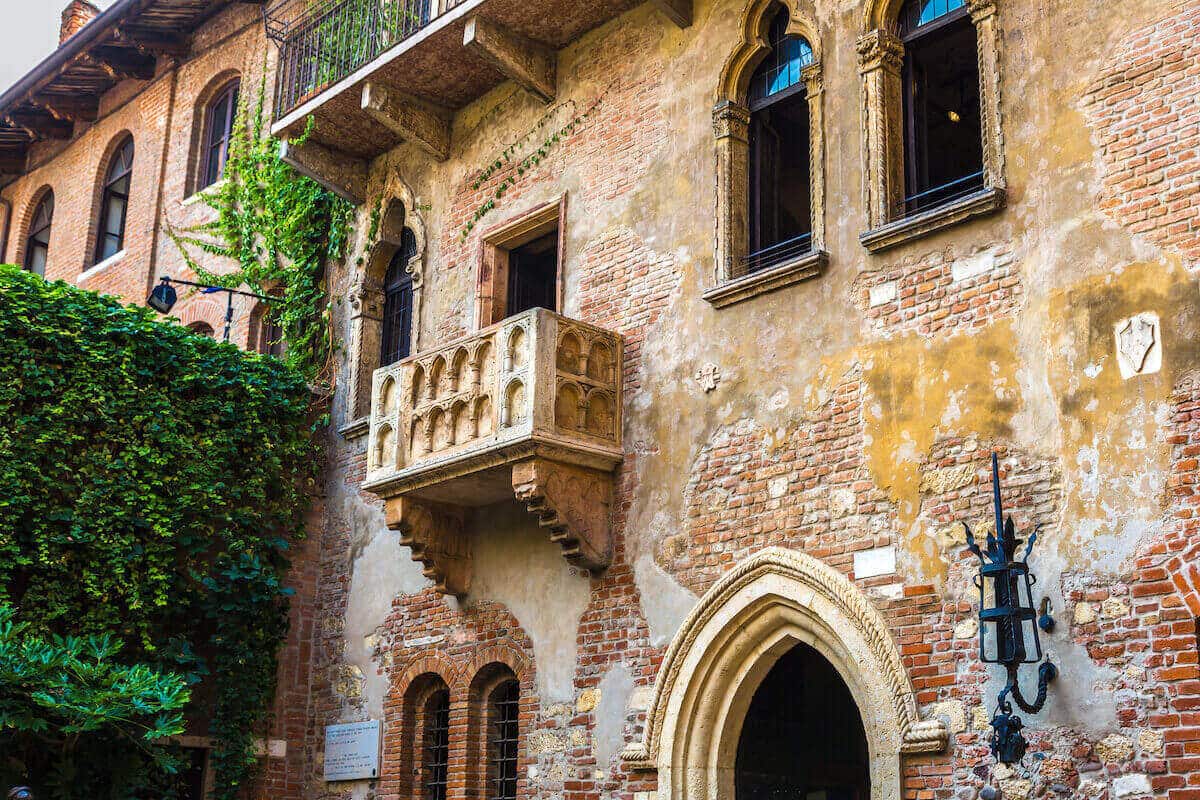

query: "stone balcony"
xmin=363 ymin=308 xmax=624 ymax=595
xmin=262 ymin=0 xmax=691 ymax=202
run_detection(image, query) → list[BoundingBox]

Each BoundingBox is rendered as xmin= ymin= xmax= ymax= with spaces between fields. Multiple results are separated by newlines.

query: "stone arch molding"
xmin=621 ymin=547 xmax=947 ymax=800
xmin=343 ymin=173 xmax=429 ymax=432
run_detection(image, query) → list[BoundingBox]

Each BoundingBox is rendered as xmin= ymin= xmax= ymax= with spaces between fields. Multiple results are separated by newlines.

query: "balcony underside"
xmin=271 ymin=0 xmax=657 ymax=174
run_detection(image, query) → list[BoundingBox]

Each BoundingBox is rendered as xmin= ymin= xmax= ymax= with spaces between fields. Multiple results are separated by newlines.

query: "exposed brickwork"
xmin=60 ymin=0 xmax=100 ymax=45
xmin=1084 ymin=0 xmax=1200 ymax=268
xmin=854 ymin=246 xmax=1023 ymax=338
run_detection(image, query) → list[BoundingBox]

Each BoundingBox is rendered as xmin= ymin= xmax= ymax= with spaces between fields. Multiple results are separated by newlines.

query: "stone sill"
xmin=338 ymin=416 xmax=370 ymax=440
xmin=182 ymin=179 xmax=226 ymax=207
xmin=859 ymin=187 xmax=1005 ymax=254
xmin=78 ymin=249 xmax=126 ymax=283
xmin=702 ymin=250 xmax=828 ymax=308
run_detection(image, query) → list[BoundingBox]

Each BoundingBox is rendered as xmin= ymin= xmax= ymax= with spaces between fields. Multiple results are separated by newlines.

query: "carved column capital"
xmin=712 ymin=100 xmax=751 ymax=142
xmin=801 ymin=61 xmax=824 ymax=97
xmin=384 ymin=497 xmax=472 ymax=596
xmin=967 ymin=0 xmax=998 ymax=22
xmin=348 ymin=281 xmax=384 ymax=321
xmin=512 ymin=458 xmax=612 ymax=572
xmin=856 ymin=30 xmax=904 ymax=74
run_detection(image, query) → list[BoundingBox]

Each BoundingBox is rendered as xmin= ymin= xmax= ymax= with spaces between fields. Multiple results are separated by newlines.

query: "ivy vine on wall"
xmin=170 ymin=71 xmax=353 ymax=382
xmin=0 ymin=266 xmax=317 ymax=800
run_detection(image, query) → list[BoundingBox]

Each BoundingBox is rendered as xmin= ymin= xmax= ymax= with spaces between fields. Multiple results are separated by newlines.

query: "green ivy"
xmin=170 ymin=71 xmax=353 ymax=381
xmin=0 ymin=266 xmax=316 ymax=799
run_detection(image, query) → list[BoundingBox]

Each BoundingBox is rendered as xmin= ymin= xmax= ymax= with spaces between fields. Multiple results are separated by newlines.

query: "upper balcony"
xmin=363 ymin=308 xmax=624 ymax=595
xmin=262 ymin=0 xmax=691 ymax=200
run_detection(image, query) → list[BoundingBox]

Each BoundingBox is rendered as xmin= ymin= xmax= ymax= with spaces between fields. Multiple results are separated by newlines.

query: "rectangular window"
xmin=478 ymin=199 xmax=563 ymax=327
xmin=489 ymin=680 xmax=520 ymax=800
xmin=901 ymin=10 xmax=984 ymax=216
xmin=748 ymin=88 xmax=812 ymax=274
xmin=423 ymin=690 xmax=450 ymax=800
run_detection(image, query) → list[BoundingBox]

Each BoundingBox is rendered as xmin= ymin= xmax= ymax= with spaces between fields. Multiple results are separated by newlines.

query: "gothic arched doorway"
xmin=735 ymin=642 xmax=870 ymax=800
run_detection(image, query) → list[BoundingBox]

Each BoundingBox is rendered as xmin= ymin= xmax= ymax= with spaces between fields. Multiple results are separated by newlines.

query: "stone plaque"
xmin=324 ymin=720 xmax=381 ymax=782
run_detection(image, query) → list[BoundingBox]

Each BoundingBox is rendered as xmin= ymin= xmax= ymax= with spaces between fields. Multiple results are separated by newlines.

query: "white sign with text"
xmin=323 ymin=720 xmax=381 ymax=782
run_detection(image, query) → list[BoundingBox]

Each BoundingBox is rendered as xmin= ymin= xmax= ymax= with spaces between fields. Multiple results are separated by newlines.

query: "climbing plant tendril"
xmin=0 ymin=266 xmax=317 ymax=800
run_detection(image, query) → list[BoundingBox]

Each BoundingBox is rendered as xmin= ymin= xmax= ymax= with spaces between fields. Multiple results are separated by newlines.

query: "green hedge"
xmin=0 ymin=266 xmax=317 ymax=799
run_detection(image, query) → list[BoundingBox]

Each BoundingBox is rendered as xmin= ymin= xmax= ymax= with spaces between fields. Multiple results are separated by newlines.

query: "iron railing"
xmin=265 ymin=0 xmax=449 ymax=118
xmin=899 ymin=169 xmax=986 ymax=217
xmin=741 ymin=232 xmax=813 ymax=275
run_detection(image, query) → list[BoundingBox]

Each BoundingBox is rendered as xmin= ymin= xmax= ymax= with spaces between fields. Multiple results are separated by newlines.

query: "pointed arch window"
xmin=381 ymin=228 xmax=417 ymax=366
xmin=24 ymin=191 xmax=53 ymax=277
xmin=200 ymin=80 xmax=240 ymax=191
xmin=898 ymin=0 xmax=983 ymax=215
xmin=746 ymin=7 xmax=815 ymax=274
xmin=95 ymin=136 xmax=134 ymax=264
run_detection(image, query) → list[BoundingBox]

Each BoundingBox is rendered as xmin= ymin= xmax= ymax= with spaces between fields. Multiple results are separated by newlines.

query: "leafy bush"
xmin=0 ymin=266 xmax=317 ymax=799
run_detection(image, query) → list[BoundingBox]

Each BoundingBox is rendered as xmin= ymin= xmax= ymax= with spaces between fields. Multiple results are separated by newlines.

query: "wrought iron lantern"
xmin=963 ymin=452 xmax=1058 ymax=764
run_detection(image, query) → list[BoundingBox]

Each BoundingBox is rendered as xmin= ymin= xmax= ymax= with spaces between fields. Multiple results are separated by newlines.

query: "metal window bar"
xmin=488 ymin=681 xmax=520 ymax=800
xmin=898 ymin=169 xmax=985 ymax=218
xmin=423 ymin=690 xmax=450 ymax=800
xmin=741 ymin=232 xmax=813 ymax=275
xmin=266 ymin=0 xmax=437 ymax=117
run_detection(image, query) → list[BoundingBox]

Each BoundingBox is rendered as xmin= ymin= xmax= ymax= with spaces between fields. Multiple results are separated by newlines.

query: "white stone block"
xmin=1112 ymin=774 xmax=1151 ymax=798
xmin=951 ymin=251 xmax=996 ymax=283
xmin=853 ymin=546 xmax=896 ymax=579
xmin=1114 ymin=312 xmax=1162 ymax=379
xmin=869 ymin=281 xmax=898 ymax=307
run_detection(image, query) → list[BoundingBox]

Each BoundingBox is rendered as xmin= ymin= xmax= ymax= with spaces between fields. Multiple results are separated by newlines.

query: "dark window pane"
xmin=506 ymin=231 xmax=558 ymax=316
xmin=25 ymin=192 xmax=53 ymax=276
xmin=900 ymin=0 xmax=966 ymax=35
xmin=381 ymin=228 xmax=417 ymax=365
xmin=201 ymin=82 xmax=239 ymax=190
xmin=901 ymin=14 xmax=984 ymax=215
xmin=748 ymin=92 xmax=811 ymax=272
xmin=94 ymin=137 xmax=133 ymax=265
xmin=489 ymin=680 xmax=519 ymax=800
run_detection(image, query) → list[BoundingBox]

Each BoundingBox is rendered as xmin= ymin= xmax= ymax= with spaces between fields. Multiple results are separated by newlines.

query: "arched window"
xmin=746 ymin=6 xmax=814 ymax=274
xmin=200 ymin=80 xmax=239 ymax=191
xmin=381 ymin=228 xmax=417 ymax=366
xmin=187 ymin=321 xmax=215 ymax=338
xmin=95 ymin=136 xmax=134 ymax=264
xmin=898 ymin=0 xmax=983 ymax=215
xmin=422 ymin=688 xmax=450 ymax=800
xmin=487 ymin=679 xmax=519 ymax=800
xmin=24 ymin=191 xmax=53 ymax=277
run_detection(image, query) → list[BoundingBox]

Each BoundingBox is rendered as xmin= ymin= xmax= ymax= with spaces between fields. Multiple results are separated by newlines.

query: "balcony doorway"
xmin=735 ymin=642 xmax=870 ymax=800
xmin=477 ymin=198 xmax=564 ymax=327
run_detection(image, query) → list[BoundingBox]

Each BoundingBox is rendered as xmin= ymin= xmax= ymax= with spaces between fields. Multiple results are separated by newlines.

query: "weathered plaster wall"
xmin=307 ymin=0 xmax=1200 ymax=798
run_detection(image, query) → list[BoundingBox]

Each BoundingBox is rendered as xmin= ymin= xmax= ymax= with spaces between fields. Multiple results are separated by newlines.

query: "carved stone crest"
xmin=695 ymin=363 xmax=721 ymax=393
xmin=1114 ymin=312 xmax=1161 ymax=379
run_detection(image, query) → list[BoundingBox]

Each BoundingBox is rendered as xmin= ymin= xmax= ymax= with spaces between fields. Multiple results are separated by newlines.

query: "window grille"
xmin=423 ymin=690 xmax=450 ymax=800
xmin=489 ymin=680 xmax=520 ymax=800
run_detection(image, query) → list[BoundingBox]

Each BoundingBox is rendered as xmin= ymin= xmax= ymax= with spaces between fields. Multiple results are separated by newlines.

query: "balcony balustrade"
xmin=363 ymin=308 xmax=624 ymax=595
xmin=262 ymin=0 xmax=691 ymax=202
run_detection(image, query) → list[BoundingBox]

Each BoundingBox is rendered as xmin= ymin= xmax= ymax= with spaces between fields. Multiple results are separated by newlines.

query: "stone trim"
xmin=337 ymin=416 xmax=370 ymax=440
xmin=859 ymin=186 xmax=1005 ymax=253
xmin=621 ymin=547 xmax=948 ymax=798
xmin=702 ymin=248 xmax=827 ymax=307
xmin=711 ymin=0 xmax=827 ymax=296
xmin=857 ymin=0 xmax=1006 ymax=242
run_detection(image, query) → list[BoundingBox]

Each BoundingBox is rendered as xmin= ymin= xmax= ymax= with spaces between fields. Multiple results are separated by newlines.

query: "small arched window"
xmin=487 ymin=679 xmax=520 ymax=800
xmin=746 ymin=6 xmax=815 ymax=274
xmin=422 ymin=689 xmax=450 ymax=800
xmin=200 ymin=80 xmax=239 ymax=191
xmin=95 ymin=136 xmax=134 ymax=264
xmin=898 ymin=0 xmax=983 ymax=215
xmin=24 ymin=191 xmax=53 ymax=277
xmin=255 ymin=302 xmax=285 ymax=357
xmin=187 ymin=321 xmax=215 ymax=338
xmin=381 ymin=228 xmax=417 ymax=366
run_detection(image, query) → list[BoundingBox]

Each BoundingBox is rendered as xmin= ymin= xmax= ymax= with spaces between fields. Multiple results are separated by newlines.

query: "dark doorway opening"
xmin=506 ymin=230 xmax=558 ymax=316
xmin=901 ymin=3 xmax=984 ymax=215
xmin=735 ymin=643 xmax=870 ymax=800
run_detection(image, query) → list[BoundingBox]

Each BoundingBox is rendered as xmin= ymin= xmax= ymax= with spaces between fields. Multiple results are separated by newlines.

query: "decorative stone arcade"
xmin=364 ymin=308 xmax=624 ymax=596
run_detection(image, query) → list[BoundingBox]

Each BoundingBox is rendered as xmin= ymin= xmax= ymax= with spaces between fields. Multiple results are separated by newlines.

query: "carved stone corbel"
xmin=511 ymin=458 xmax=612 ymax=572
xmin=385 ymin=497 xmax=472 ymax=596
